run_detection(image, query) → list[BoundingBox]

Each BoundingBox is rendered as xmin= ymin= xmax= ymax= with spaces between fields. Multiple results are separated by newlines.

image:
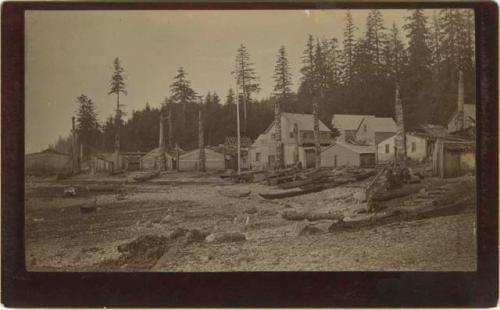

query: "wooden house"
xmin=178 ymin=148 xmax=225 ymax=171
xmin=249 ymin=113 xmax=334 ymax=170
xmin=331 ymin=114 xmax=373 ymax=142
xmin=377 ymin=133 xmax=429 ymax=163
xmin=320 ymin=141 xmax=375 ymax=168
xmin=25 ymin=149 xmax=72 ymax=176
xmin=355 ymin=116 xmax=397 ymax=145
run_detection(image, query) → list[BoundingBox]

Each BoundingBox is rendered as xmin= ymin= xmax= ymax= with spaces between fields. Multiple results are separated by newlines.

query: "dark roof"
xmin=27 ymin=148 xmax=71 ymax=156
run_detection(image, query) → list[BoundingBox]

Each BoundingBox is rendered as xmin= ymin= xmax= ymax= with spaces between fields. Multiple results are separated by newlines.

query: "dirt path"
xmin=25 ymin=173 xmax=476 ymax=272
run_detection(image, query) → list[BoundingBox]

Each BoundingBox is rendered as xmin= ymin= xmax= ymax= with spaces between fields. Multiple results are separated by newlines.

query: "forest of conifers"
xmin=50 ymin=9 xmax=475 ymax=158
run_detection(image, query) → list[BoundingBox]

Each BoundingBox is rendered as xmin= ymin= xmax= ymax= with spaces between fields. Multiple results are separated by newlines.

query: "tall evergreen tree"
xmin=170 ymin=67 xmax=197 ymax=125
xmin=232 ymin=44 xmax=260 ymax=135
xmin=108 ymin=57 xmax=127 ymax=167
xmin=342 ymin=11 xmax=357 ymax=85
xmin=365 ymin=9 xmax=387 ymax=74
xmin=402 ymin=9 xmax=432 ymax=127
xmin=75 ymin=94 xmax=100 ymax=160
xmin=272 ymin=46 xmax=293 ymax=168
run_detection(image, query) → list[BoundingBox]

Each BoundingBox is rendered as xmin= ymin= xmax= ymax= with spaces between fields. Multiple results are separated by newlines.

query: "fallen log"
xmin=133 ymin=171 xmax=160 ymax=182
xmin=259 ymin=186 xmax=323 ymax=200
xmin=282 ymin=210 xmax=343 ymax=221
xmin=218 ymin=189 xmax=251 ymax=198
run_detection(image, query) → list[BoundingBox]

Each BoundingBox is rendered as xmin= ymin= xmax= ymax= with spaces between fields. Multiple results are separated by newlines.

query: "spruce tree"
xmin=108 ymin=57 xmax=127 ymax=168
xmin=342 ymin=11 xmax=357 ymax=85
xmin=231 ymin=44 xmax=260 ymax=135
xmin=75 ymin=94 xmax=100 ymax=160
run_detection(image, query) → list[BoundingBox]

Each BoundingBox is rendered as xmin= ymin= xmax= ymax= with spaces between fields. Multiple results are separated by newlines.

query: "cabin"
xmin=178 ymin=148 xmax=225 ymax=171
xmin=355 ymin=116 xmax=397 ymax=146
xmin=432 ymin=138 xmax=475 ymax=178
xmin=25 ymin=149 xmax=72 ymax=176
xmin=90 ymin=154 xmax=114 ymax=174
xmin=320 ymin=141 xmax=375 ymax=168
xmin=377 ymin=133 xmax=429 ymax=163
xmin=249 ymin=113 xmax=334 ymax=170
xmin=331 ymin=114 xmax=373 ymax=143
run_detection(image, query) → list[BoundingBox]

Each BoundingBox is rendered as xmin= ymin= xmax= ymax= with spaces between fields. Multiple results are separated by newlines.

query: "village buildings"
xmin=25 ymin=149 xmax=72 ymax=176
xmin=249 ymin=113 xmax=334 ymax=170
xmin=320 ymin=141 xmax=376 ymax=168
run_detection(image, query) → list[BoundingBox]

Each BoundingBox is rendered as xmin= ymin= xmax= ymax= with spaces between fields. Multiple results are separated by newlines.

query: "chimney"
xmin=457 ymin=70 xmax=464 ymax=130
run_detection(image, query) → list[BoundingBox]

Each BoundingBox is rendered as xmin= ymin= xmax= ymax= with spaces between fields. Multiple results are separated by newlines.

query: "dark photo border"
xmin=2 ymin=1 xmax=498 ymax=307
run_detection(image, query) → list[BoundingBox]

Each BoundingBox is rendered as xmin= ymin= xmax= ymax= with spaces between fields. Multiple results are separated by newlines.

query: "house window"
xmin=290 ymin=132 xmax=294 ymax=138
xmin=411 ymin=142 xmax=416 ymax=153
xmin=363 ymin=124 xmax=367 ymax=133
xmin=385 ymin=144 xmax=390 ymax=154
xmin=255 ymin=152 xmax=261 ymax=162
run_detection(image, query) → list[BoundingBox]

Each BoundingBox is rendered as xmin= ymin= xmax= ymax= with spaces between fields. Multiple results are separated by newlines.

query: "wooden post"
xmin=293 ymin=123 xmax=299 ymax=165
xmin=71 ymin=116 xmax=79 ymax=174
xmin=198 ymin=108 xmax=206 ymax=172
xmin=313 ymin=97 xmax=321 ymax=169
xmin=158 ymin=110 xmax=167 ymax=171
xmin=235 ymin=86 xmax=241 ymax=175
xmin=274 ymin=97 xmax=283 ymax=169
xmin=394 ymin=83 xmax=407 ymax=168
xmin=114 ymin=93 xmax=121 ymax=172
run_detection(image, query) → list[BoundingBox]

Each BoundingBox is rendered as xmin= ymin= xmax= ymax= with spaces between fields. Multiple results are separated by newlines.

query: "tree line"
xmin=50 ymin=9 xmax=475 ymax=159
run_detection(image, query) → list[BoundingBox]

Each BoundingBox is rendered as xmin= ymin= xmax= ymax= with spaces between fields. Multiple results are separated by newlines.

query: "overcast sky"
xmin=26 ymin=9 xmax=445 ymax=153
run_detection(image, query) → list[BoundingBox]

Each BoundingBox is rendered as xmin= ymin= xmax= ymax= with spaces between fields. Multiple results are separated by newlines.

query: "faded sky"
xmin=25 ymin=9 xmax=441 ymax=153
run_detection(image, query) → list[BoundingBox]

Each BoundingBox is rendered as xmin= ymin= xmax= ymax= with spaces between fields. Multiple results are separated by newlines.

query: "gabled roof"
xmin=358 ymin=116 xmax=397 ymax=133
xmin=331 ymin=141 xmax=375 ymax=154
xmin=447 ymin=104 xmax=476 ymax=123
xmin=27 ymin=148 xmax=71 ymax=156
xmin=264 ymin=113 xmax=330 ymax=134
xmin=332 ymin=114 xmax=374 ymax=131
xmin=141 ymin=148 xmax=174 ymax=159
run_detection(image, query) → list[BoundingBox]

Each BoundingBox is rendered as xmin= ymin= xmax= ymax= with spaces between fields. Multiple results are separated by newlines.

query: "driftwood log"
xmin=282 ymin=210 xmax=343 ymax=221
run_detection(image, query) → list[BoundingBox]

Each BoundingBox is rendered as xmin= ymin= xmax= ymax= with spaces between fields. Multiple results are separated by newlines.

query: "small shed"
xmin=432 ymin=138 xmax=475 ymax=178
xmin=25 ymin=149 xmax=72 ymax=176
xmin=179 ymin=148 xmax=225 ymax=171
xmin=321 ymin=141 xmax=375 ymax=168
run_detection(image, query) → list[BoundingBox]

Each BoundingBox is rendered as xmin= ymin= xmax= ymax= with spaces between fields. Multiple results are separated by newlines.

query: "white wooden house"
xmin=355 ymin=116 xmax=397 ymax=145
xmin=376 ymin=133 xmax=429 ymax=163
xmin=320 ymin=141 xmax=375 ymax=168
xmin=331 ymin=114 xmax=373 ymax=142
xmin=249 ymin=113 xmax=333 ymax=170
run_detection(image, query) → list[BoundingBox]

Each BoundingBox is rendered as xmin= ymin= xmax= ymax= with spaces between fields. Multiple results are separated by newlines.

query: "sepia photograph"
xmin=24 ymin=8 xmax=477 ymax=273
